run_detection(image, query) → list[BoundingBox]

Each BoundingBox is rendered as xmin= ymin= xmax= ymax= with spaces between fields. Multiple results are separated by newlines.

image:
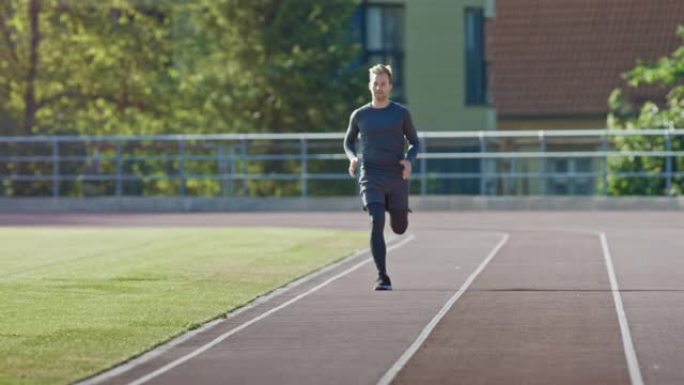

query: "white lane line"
xmin=377 ymin=233 xmax=510 ymax=385
xmin=126 ymin=234 xmax=416 ymax=385
xmin=80 ymin=237 xmax=397 ymax=385
xmin=599 ymin=232 xmax=644 ymax=385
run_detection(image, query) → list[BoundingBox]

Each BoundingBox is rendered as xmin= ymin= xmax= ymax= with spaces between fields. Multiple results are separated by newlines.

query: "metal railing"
xmin=0 ymin=129 xmax=682 ymax=197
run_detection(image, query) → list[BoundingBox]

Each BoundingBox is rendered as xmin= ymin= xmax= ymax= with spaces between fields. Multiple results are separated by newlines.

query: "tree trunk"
xmin=11 ymin=0 xmax=42 ymax=196
xmin=22 ymin=0 xmax=40 ymax=136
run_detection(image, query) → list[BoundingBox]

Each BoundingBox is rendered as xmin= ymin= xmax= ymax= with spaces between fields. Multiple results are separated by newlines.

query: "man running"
xmin=343 ymin=64 xmax=420 ymax=291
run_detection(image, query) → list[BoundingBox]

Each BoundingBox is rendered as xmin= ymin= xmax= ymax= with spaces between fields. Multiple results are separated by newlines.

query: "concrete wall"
xmin=405 ymin=0 xmax=496 ymax=131
xmin=1 ymin=196 xmax=683 ymax=212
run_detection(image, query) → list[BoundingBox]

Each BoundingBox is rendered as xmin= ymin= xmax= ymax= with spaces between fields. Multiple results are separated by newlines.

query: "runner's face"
xmin=369 ymin=73 xmax=392 ymax=102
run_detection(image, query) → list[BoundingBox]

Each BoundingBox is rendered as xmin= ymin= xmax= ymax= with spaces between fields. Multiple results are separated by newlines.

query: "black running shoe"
xmin=374 ymin=274 xmax=392 ymax=291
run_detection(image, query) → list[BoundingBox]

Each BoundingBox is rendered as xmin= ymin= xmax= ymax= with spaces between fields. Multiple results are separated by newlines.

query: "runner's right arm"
xmin=344 ymin=110 xmax=360 ymax=177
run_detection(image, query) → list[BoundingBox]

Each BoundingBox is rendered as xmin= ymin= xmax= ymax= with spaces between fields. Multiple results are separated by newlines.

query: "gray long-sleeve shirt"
xmin=343 ymin=102 xmax=420 ymax=178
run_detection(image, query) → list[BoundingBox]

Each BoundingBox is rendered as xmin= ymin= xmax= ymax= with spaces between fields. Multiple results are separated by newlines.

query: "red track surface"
xmin=3 ymin=212 xmax=682 ymax=385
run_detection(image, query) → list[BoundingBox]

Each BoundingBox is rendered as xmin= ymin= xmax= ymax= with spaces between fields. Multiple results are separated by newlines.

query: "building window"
xmin=465 ymin=8 xmax=488 ymax=105
xmin=356 ymin=3 xmax=405 ymax=101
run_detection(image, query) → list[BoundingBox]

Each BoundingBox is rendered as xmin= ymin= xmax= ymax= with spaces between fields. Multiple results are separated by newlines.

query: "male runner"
xmin=343 ymin=64 xmax=420 ymax=291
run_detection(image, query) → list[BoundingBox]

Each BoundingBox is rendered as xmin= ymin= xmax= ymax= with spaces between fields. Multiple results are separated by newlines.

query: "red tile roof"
xmin=488 ymin=0 xmax=684 ymax=117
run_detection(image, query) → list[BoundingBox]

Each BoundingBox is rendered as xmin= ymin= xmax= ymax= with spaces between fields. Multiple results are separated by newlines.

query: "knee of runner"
xmin=391 ymin=222 xmax=407 ymax=235
xmin=389 ymin=209 xmax=408 ymax=234
xmin=371 ymin=218 xmax=385 ymax=234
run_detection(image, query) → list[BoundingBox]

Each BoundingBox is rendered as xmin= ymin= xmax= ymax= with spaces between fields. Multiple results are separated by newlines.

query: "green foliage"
xmin=1 ymin=0 xmax=181 ymax=135
xmin=606 ymin=26 xmax=684 ymax=196
xmin=0 ymin=0 xmax=366 ymax=197
xmin=0 ymin=0 xmax=365 ymax=136
xmin=191 ymin=0 xmax=366 ymax=133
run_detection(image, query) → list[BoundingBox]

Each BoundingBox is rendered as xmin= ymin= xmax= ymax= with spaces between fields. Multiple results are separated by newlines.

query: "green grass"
xmin=0 ymin=227 xmax=367 ymax=385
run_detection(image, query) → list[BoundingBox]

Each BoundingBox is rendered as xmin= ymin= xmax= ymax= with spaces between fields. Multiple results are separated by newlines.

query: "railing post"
xmin=178 ymin=139 xmax=186 ymax=197
xmin=218 ymin=145 xmax=227 ymax=197
xmin=241 ymin=137 xmax=248 ymax=196
xmin=229 ymin=144 xmax=236 ymax=197
xmin=115 ymin=142 xmax=123 ymax=197
xmin=509 ymin=155 xmax=516 ymax=195
xmin=420 ymin=136 xmax=427 ymax=195
xmin=300 ymin=138 xmax=308 ymax=198
xmin=539 ymin=131 xmax=546 ymax=196
xmin=601 ymin=133 xmax=608 ymax=196
xmin=52 ymin=138 xmax=60 ymax=198
xmin=665 ymin=129 xmax=673 ymax=196
xmin=479 ymin=132 xmax=486 ymax=195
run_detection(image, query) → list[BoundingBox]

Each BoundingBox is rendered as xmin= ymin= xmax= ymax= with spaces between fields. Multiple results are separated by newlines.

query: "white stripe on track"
xmin=599 ymin=232 xmax=644 ymax=385
xmin=377 ymin=233 xmax=510 ymax=385
xmin=126 ymin=234 xmax=416 ymax=385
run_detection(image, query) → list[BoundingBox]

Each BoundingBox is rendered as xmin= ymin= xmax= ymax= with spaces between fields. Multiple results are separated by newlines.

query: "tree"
xmin=190 ymin=0 xmax=366 ymax=134
xmin=0 ymin=0 xmax=367 ymax=197
xmin=0 ymin=0 xmax=198 ymax=136
xmin=606 ymin=26 xmax=684 ymax=196
xmin=188 ymin=0 xmax=366 ymax=196
xmin=0 ymin=0 xmax=366 ymax=136
xmin=0 ymin=0 xmax=197 ymax=195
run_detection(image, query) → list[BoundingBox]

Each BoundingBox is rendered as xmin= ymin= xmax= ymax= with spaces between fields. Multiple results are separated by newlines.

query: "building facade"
xmin=486 ymin=0 xmax=684 ymax=195
xmin=357 ymin=0 xmax=496 ymax=132
xmin=488 ymin=0 xmax=684 ymax=130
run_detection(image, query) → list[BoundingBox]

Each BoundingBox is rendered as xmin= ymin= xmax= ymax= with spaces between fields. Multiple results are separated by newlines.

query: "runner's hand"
xmin=348 ymin=157 xmax=359 ymax=177
xmin=399 ymin=159 xmax=412 ymax=180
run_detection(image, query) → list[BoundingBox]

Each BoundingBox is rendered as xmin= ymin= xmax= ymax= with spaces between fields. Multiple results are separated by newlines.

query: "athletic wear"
xmin=388 ymin=208 xmax=408 ymax=235
xmin=367 ymin=203 xmax=409 ymax=280
xmin=374 ymin=274 xmax=392 ymax=291
xmin=344 ymin=101 xmax=419 ymax=288
xmin=361 ymin=177 xmax=409 ymax=211
xmin=344 ymin=102 xmax=420 ymax=209
xmin=368 ymin=203 xmax=388 ymax=276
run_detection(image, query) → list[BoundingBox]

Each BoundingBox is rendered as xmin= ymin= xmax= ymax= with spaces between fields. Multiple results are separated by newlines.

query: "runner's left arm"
xmin=343 ymin=110 xmax=360 ymax=160
xmin=403 ymin=110 xmax=420 ymax=163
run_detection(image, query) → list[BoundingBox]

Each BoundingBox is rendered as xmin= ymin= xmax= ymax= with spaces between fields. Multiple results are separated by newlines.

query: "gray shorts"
xmin=360 ymin=177 xmax=409 ymax=211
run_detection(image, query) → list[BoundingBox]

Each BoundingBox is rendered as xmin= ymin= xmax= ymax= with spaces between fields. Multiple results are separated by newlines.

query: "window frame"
xmin=464 ymin=7 xmax=489 ymax=106
xmin=357 ymin=2 xmax=406 ymax=102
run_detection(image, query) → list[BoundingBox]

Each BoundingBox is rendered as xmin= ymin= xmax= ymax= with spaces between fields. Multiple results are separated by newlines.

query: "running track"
xmin=3 ymin=212 xmax=683 ymax=385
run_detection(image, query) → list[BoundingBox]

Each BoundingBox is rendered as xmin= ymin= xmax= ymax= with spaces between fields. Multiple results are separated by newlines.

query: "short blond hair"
xmin=369 ymin=64 xmax=393 ymax=84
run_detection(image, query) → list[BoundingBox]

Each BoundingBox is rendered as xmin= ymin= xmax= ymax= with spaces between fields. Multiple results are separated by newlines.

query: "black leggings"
xmin=367 ymin=203 xmax=408 ymax=276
